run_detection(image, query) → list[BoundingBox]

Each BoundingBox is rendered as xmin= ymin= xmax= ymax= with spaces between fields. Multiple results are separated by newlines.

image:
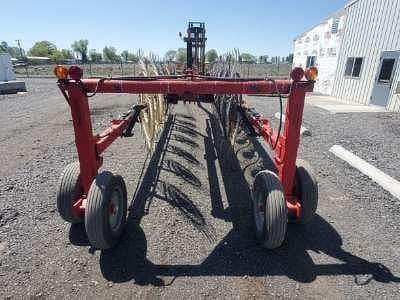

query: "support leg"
xmin=274 ymin=82 xmax=308 ymax=215
xmin=64 ymin=83 xmax=101 ymax=196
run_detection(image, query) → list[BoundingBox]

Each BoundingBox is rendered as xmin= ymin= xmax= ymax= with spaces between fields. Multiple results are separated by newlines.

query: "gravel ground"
xmin=0 ymin=78 xmax=399 ymax=299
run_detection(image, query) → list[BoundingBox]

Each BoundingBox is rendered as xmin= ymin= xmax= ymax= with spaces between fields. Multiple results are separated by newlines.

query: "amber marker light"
xmin=305 ymin=67 xmax=318 ymax=82
xmin=54 ymin=65 xmax=69 ymax=80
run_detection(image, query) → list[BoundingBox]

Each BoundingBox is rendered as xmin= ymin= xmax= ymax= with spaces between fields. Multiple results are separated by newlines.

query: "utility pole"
xmin=15 ymin=39 xmax=29 ymax=77
xmin=15 ymin=39 xmax=24 ymax=59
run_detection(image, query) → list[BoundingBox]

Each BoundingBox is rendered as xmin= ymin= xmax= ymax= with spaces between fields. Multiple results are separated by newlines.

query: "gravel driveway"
xmin=0 ymin=79 xmax=399 ymax=299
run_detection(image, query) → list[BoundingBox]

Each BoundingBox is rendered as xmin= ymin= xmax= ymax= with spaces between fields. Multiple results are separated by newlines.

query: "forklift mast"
xmin=184 ymin=22 xmax=207 ymax=74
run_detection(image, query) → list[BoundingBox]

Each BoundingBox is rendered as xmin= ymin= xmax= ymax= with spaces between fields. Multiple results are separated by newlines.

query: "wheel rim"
xmin=253 ymin=187 xmax=265 ymax=233
xmin=108 ymin=187 xmax=123 ymax=232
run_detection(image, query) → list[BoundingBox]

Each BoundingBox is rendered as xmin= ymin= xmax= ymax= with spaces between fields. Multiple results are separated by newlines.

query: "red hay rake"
xmin=55 ymin=23 xmax=318 ymax=250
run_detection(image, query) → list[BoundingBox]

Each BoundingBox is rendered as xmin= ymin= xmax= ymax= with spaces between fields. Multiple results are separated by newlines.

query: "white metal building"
xmin=0 ymin=53 xmax=16 ymax=82
xmin=0 ymin=53 xmax=26 ymax=94
xmin=293 ymin=10 xmax=346 ymax=95
xmin=332 ymin=0 xmax=400 ymax=112
xmin=293 ymin=0 xmax=400 ymax=112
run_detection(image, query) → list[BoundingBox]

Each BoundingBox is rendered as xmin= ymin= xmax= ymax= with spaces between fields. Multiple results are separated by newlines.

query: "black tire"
xmin=56 ymin=162 xmax=83 ymax=224
xmin=290 ymin=159 xmax=318 ymax=224
xmin=252 ymin=170 xmax=287 ymax=249
xmin=85 ymin=171 xmax=127 ymax=249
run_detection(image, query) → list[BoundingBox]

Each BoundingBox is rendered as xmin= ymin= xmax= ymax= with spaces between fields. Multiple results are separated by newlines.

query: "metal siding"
xmin=361 ymin=0 xmax=383 ymax=104
xmin=350 ymin=0 xmax=366 ymax=102
xmin=387 ymin=2 xmax=400 ymax=111
xmin=332 ymin=0 xmax=400 ymax=111
xmin=360 ymin=0 xmax=380 ymax=105
xmin=332 ymin=5 xmax=355 ymax=102
xmin=388 ymin=64 xmax=400 ymax=111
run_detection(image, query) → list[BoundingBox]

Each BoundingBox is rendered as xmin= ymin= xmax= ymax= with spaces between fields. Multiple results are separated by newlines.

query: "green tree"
xmin=89 ymin=49 xmax=102 ymax=62
xmin=119 ymin=50 xmax=138 ymax=63
xmin=103 ymin=46 xmax=120 ymax=62
xmin=205 ymin=49 xmax=218 ymax=63
xmin=71 ymin=39 xmax=89 ymax=63
xmin=258 ymin=55 xmax=269 ymax=64
xmin=49 ymin=49 xmax=73 ymax=62
xmin=121 ymin=50 xmax=130 ymax=62
xmin=28 ymin=41 xmax=57 ymax=57
xmin=127 ymin=52 xmax=139 ymax=63
xmin=50 ymin=50 xmax=64 ymax=62
xmin=240 ymin=53 xmax=257 ymax=63
xmin=164 ymin=50 xmax=177 ymax=62
xmin=0 ymin=41 xmax=8 ymax=53
xmin=61 ymin=49 xmax=73 ymax=59
xmin=271 ymin=56 xmax=281 ymax=64
xmin=175 ymin=48 xmax=187 ymax=64
xmin=0 ymin=41 xmax=22 ymax=58
xmin=286 ymin=53 xmax=294 ymax=63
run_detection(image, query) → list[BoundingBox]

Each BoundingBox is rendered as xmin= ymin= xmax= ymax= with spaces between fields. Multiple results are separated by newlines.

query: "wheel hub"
xmin=253 ymin=189 xmax=265 ymax=233
xmin=108 ymin=188 xmax=123 ymax=231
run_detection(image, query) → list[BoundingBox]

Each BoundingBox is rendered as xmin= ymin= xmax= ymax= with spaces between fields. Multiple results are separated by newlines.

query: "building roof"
xmin=293 ymin=2 xmax=351 ymax=41
xmin=345 ymin=0 xmax=361 ymax=8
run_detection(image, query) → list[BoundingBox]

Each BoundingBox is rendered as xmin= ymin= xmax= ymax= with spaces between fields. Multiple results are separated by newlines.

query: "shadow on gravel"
xmin=157 ymin=181 xmax=216 ymax=242
xmin=69 ymin=223 xmax=90 ymax=246
xmin=90 ymin=106 xmax=400 ymax=287
xmin=175 ymin=113 xmax=195 ymax=121
xmin=98 ymin=113 xmax=215 ymax=285
xmin=171 ymin=133 xmax=199 ymax=148
xmin=162 ymin=159 xmax=202 ymax=188
xmin=174 ymin=118 xmax=197 ymax=128
xmin=173 ymin=122 xmax=201 ymax=138
xmin=166 ymin=144 xmax=200 ymax=166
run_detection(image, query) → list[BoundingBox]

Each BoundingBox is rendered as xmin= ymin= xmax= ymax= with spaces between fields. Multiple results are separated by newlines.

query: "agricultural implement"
xmin=55 ymin=22 xmax=318 ymax=250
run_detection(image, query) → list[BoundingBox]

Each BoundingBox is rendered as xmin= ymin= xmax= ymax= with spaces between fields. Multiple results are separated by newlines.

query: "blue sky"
xmin=3 ymin=0 xmax=349 ymax=57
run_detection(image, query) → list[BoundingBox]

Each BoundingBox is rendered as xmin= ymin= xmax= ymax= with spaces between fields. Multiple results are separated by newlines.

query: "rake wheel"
xmin=137 ymin=57 xmax=168 ymax=153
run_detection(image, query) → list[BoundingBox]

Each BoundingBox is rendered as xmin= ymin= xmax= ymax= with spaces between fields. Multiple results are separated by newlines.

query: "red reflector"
xmin=290 ymin=67 xmax=304 ymax=82
xmin=68 ymin=65 xmax=83 ymax=81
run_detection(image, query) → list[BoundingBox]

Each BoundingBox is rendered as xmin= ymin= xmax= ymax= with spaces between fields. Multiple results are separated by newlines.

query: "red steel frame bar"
xmin=57 ymin=67 xmax=313 ymax=218
xmin=80 ymin=78 xmax=292 ymax=95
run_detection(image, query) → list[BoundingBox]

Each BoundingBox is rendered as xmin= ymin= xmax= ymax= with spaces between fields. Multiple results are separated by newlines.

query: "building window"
xmin=328 ymin=48 xmax=337 ymax=57
xmin=378 ymin=59 xmax=396 ymax=83
xmin=345 ymin=57 xmax=363 ymax=78
xmin=313 ymin=34 xmax=319 ymax=41
xmin=331 ymin=18 xmax=340 ymax=34
xmin=325 ymin=32 xmax=331 ymax=39
xmin=306 ymin=56 xmax=317 ymax=68
xmin=305 ymin=37 xmax=311 ymax=43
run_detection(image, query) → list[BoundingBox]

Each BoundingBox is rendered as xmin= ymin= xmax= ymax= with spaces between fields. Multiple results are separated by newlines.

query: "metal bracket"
xmin=122 ymin=104 xmax=147 ymax=137
xmin=237 ymin=106 xmax=260 ymax=137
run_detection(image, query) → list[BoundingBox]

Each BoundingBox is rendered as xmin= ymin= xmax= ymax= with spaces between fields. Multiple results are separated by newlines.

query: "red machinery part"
xmin=80 ymin=78 xmax=293 ymax=95
xmin=57 ymin=66 xmax=313 ymax=219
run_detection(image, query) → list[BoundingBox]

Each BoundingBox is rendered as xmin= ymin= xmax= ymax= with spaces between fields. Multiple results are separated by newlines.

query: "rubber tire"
xmin=85 ymin=171 xmax=127 ymax=250
xmin=56 ymin=162 xmax=83 ymax=224
xmin=252 ymin=170 xmax=287 ymax=249
xmin=290 ymin=159 xmax=318 ymax=224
